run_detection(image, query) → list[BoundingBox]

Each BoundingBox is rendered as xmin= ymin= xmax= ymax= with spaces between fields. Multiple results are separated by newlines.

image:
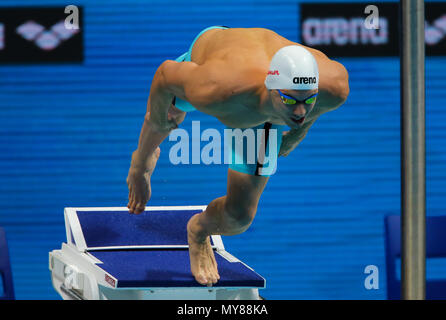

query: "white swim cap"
xmin=265 ymin=45 xmax=319 ymax=90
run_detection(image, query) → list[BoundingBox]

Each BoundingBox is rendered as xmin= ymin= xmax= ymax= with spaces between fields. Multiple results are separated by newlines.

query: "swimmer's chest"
xmin=192 ymin=92 xmax=274 ymax=128
xmin=199 ymin=104 xmax=266 ymax=129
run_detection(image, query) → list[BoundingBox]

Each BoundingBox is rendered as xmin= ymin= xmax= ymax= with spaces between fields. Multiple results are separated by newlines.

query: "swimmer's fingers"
xmin=278 ymin=134 xmax=297 ymax=157
xmin=135 ymin=179 xmax=151 ymax=214
xmin=278 ymin=144 xmax=291 ymax=157
xmin=126 ymin=168 xmax=151 ymax=214
xmin=129 ymin=189 xmax=137 ymax=213
xmin=126 ymin=176 xmax=134 ymax=210
xmin=128 ymin=186 xmax=143 ymax=214
xmin=127 ymin=180 xmax=133 ymax=210
xmin=126 ymin=172 xmax=139 ymax=213
xmin=133 ymin=203 xmax=146 ymax=214
xmin=131 ymin=188 xmax=148 ymax=214
xmin=127 ymin=186 xmax=133 ymax=210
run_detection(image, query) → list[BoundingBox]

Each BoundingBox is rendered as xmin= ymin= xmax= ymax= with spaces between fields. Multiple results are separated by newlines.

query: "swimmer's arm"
xmin=316 ymin=60 xmax=350 ymax=111
xmin=130 ymin=61 xmax=180 ymax=171
xmin=130 ymin=60 xmax=207 ymax=171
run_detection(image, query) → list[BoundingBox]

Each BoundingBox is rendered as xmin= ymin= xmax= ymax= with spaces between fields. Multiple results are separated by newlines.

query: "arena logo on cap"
xmin=293 ymin=76 xmax=317 ymax=84
xmin=267 ymin=70 xmax=279 ymax=75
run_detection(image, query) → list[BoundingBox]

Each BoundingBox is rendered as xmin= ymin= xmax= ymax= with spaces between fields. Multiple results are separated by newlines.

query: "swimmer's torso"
xmin=186 ymin=28 xmax=296 ymax=128
xmin=191 ymin=28 xmax=289 ymax=66
xmin=173 ymin=27 xmax=345 ymax=129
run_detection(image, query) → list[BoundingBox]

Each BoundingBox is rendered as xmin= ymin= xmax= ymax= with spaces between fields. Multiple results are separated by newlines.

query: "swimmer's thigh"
xmin=224 ymin=168 xmax=269 ymax=223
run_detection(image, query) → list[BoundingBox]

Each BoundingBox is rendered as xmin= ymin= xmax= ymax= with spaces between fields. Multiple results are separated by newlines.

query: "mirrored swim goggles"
xmin=277 ymin=90 xmax=318 ymax=105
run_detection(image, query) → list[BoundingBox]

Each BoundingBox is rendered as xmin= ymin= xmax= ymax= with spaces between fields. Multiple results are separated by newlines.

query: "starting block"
xmin=49 ymin=206 xmax=266 ymax=300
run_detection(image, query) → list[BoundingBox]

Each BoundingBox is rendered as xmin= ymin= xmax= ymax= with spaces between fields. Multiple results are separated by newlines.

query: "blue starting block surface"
xmin=61 ymin=207 xmax=266 ymax=290
xmin=91 ymin=249 xmax=265 ymax=288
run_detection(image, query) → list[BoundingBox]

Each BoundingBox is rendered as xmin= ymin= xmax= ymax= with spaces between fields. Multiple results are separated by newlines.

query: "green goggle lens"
xmin=305 ymin=96 xmax=316 ymax=104
xmin=280 ymin=96 xmax=296 ymax=105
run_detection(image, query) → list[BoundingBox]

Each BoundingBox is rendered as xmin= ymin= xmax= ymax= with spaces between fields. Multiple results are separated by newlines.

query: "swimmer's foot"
xmin=187 ymin=214 xmax=220 ymax=286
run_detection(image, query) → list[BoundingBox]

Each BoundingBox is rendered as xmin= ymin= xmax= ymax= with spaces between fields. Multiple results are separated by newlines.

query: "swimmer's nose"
xmin=292 ymin=105 xmax=306 ymax=118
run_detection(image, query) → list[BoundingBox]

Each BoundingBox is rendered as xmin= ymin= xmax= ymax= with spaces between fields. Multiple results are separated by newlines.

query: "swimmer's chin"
xmin=285 ymin=117 xmax=305 ymax=129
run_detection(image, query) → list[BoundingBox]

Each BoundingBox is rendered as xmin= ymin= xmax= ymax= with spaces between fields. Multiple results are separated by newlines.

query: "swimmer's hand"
xmin=126 ymin=147 xmax=160 ymax=214
xmin=127 ymin=168 xmax=150 ymax=214
xmin=279 ymin=117 xmax=318 ymax=156
xmin=279 ymin=129 xmax=307 ymax=157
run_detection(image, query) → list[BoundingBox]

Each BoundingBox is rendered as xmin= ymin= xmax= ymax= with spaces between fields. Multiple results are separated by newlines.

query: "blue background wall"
xmin=0 ymin=0 xmax=445 ymax=299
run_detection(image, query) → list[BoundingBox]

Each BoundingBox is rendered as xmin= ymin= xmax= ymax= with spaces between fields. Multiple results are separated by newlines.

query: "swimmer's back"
xmin=190 ymin=28 xmax=295 ymax=67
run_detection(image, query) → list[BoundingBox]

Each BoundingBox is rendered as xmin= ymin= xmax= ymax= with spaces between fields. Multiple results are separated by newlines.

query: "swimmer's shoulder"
xmin=204 ymin=62 xmax=268 ymax=102
xmin=165 ymin=58 xmax=265 ymax=103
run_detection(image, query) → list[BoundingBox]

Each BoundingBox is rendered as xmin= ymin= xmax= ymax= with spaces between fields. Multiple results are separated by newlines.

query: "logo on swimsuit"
xmin=293 ymin=76 xmax=317 ymax=84
xmin=267 ymin=70 xmax=280 ymax=75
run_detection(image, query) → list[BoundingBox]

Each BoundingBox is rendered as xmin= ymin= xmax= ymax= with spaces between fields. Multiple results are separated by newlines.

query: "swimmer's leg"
xmin=187 ymin=168 xmax=269 ymax=286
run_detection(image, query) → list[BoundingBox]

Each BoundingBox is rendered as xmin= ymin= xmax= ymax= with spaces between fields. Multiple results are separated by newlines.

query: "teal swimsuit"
xmin=173 ymin=26 xmax=285 ymax=176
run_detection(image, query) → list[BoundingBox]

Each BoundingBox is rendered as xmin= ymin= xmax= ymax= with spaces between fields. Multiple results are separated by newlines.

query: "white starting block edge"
xmin=49 ymin=206 xmax=266 ymax=300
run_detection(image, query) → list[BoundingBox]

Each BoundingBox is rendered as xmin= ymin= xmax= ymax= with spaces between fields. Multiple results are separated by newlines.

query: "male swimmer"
xmin=126 ymin=27 xmax=349 ymax=286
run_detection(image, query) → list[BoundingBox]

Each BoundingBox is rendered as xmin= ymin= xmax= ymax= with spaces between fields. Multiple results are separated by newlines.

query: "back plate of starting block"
xmin=64 ymin=206 xmax=216 ymax=251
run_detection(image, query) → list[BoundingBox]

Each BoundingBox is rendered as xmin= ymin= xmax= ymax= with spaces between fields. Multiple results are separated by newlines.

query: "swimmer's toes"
xmin=195 ymin=272 xmax=208 ymax=285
